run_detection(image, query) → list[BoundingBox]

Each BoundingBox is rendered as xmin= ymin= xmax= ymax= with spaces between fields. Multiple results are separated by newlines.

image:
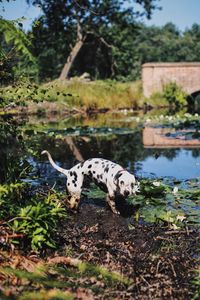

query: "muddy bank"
xmin=56 ymin=201 xmax=200 ymax=299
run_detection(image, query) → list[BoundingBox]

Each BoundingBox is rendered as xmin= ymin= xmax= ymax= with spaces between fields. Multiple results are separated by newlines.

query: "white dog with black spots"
xmin=42 ymin=150 xmax=139 ymax=214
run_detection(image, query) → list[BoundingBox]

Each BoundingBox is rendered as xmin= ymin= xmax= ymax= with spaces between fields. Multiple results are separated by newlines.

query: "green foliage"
xmin=0 ymin=48 xmax=14 ymax=84
xmin=0 ymin=79 xmax=143 ymax=109
xmin=0 ymin=180 xmax=66 ymax=251
xmin=0 ymin=19 xmax=33 ymax=62
xmin=128 ymin=179 xmax=200 ymax=226
xmin=0 ymin=18 xmax=38 ymax=84
xmin=0 ymin=182 xmax=28 ymax=219
xmin=162 ymin=82 xmax=188 ymax=107
xmin=193 ymin=269 xmax=200 ymax=300
xmin=0 ymin=117 xmax=31 ymax=183
xmin=29 ymin=0 xmax=159 ymax=81
xmin=10 ymin=192 xmax=66 ymax=251
xmin=19 ymin=290 xmax=73 ymax=300
xmin=28 ymin=10 xmax=200 ymax=82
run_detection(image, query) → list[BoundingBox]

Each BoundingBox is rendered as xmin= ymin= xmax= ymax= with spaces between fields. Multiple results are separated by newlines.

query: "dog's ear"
xmin=113 ymin=171 xmax=123 ymax=185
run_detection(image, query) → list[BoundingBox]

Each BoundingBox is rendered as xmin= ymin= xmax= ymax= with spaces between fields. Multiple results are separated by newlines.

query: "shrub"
xmin=162 ymin=82 xmax=187 ymax=107
xmin=10 ymin=192 xmax=66 ymax=251
xmin=0 ymin=182 xmax=66 ymax=252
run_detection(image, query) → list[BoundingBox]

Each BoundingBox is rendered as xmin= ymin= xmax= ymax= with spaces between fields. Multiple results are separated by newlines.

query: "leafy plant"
xmin=162 ymin=82 xmax=187 ymax=107
xmin=0 ymin=182 xmax=28 ymax=219
xmin=0 ymin=18 xmax=38 ymax=84
xmin=128 ymin=179 xmax=200 ymax=226
xmin=10 ymin=192 xmax=66 ymax=251
xmin=0 ymin=181 xmax=66 ymax=252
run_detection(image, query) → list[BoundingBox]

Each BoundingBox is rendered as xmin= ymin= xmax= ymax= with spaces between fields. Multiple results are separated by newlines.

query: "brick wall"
xmin=142 ymin=62 xmax=200 ymax=97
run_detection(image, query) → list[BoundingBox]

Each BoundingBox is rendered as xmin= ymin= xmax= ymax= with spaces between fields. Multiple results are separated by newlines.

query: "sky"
xmin=0 ymin=0 xmax=200 ymax=32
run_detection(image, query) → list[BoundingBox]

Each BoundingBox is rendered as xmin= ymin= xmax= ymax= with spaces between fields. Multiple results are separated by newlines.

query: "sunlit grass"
xmin=46 ymin=79 xmax=143 ymax=109
xmin=0 ymin=79 xmax=144 ymax=110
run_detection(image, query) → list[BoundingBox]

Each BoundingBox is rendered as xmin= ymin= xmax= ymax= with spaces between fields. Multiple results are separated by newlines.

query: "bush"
xmin=162 ymin=82 xmax=187 ymax=107
xmin=10 ymin=192 xmax=66 ymax=251
xmin=0 ymin=182 xmax=66 ymax=252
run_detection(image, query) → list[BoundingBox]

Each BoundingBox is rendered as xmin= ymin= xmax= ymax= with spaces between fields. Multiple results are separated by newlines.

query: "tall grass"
xmin=55 ymin=79 xmax=143 ymax=109
xmin=0 ymin=79 xmax=143 ymax=111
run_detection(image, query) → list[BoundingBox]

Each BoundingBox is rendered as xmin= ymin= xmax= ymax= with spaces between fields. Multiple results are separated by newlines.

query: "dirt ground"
xmin=56 ymin=198 xmax=199 ymax=299
xmin=0 ymin=199 xmax=199 ymax=300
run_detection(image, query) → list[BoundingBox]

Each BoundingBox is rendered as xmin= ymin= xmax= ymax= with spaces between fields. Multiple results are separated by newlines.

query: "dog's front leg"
xmin=106 ymin=195 xmax=119 ymax=215
xmin=67 ymin=195 xmax=80 ymax=210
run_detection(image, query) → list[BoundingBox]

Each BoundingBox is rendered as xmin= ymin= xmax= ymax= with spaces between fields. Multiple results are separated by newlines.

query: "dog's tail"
xmin=41 ymin=150 xmax=68 ymax=176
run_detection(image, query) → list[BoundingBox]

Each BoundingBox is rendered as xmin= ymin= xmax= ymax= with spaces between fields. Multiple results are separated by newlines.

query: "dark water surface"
xmin=23 ymin=111 xmax=200 ymax=184
xmin=1 ymin=110 xmax=199 ymax=223
xmin=1 ymin=110 xmax=199 ymax=185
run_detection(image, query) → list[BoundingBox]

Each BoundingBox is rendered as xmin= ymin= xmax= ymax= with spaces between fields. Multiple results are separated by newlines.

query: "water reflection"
xmin=141 ymin=125 xmax=200 ymax=179
xmin=136 ymin=149 xmax=200 ymax=180
xmin=1 ymin=110 xmax=200 ymax=186
xmin=143 ymin=127 xmax=200 ymax=148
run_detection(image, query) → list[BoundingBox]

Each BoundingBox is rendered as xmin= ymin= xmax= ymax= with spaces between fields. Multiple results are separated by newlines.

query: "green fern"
xmin=0 ymin=18 xmax=34 ymax=62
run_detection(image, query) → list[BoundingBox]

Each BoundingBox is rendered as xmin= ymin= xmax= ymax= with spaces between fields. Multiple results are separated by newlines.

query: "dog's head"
xmin=114 ymin=170 xmax=139 ymax=197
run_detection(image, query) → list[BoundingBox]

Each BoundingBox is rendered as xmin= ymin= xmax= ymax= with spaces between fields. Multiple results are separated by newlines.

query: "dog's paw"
xmin=68 ymin=195 xmax=80 ymax=209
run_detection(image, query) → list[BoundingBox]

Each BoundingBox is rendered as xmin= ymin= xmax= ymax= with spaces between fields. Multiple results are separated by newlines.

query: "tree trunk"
xmin=64 ymin=137 xmax=84 ymax=162
xmin=59 ymin=21 xmax=85 ymax=80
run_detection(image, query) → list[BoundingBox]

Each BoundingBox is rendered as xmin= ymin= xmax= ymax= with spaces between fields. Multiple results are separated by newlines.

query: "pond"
xmin=1 ymin=110 xmax=200 ymax=224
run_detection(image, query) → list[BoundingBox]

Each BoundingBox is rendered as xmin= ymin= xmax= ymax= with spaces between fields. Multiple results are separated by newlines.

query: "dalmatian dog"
xmin=41 ymin=150 xmax=139 ymax=214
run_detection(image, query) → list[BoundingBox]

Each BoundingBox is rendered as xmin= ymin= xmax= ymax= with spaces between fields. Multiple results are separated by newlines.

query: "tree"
xmin=29 ymin=0 xmax=159 ymax=80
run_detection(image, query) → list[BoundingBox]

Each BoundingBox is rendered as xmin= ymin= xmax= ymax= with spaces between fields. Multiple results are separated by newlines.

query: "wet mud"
xmin=57 ymin=200 xmax=200 ymax=299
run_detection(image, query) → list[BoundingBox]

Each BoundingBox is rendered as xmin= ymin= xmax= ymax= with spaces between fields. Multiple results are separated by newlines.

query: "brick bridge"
xmin=142 ymin=62 xmax=200 ymax=98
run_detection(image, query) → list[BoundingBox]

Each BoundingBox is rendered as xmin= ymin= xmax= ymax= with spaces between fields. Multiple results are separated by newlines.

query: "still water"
xmin=1 ymin=111 xmax=200 ymax=186
xmin=137 ymin=149 xmax=200 ymax=180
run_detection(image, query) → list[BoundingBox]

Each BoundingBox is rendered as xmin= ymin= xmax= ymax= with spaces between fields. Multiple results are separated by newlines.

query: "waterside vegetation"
xmin=0 ymin=0 xmax=200 ymax=298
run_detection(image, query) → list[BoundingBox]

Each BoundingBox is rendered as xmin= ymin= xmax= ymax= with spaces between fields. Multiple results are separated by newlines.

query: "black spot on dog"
xmin=93 ymin=171 xmax=96 ymax=174
xmin=114 ymin=171 xmax=123 ymax=181
xmin=97 ymin=174 xmax=100 ymax=179
xmin=70 ymin=171 xmax=73 ymax=176
xmin=88 ymin=164 xmax=92 ymax=169
xmin=68 ymin=183 xmax=70 ymax=186
xmin=95 ymin=181 xmax=108 ymax=193
xmin=120 ymin=180 xmax=124 ymax=185
xmin=104 ymin=166 xmax=109 ymax=173
xmin=95 ymin=161 xmax=99 ymax=164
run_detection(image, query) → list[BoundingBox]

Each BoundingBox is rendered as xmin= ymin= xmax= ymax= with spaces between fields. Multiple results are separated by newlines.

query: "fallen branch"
xmin=164 ymin=230 xmax=193 ymax=235
xmin=0 ymin=233 xmax=25 ymax=239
